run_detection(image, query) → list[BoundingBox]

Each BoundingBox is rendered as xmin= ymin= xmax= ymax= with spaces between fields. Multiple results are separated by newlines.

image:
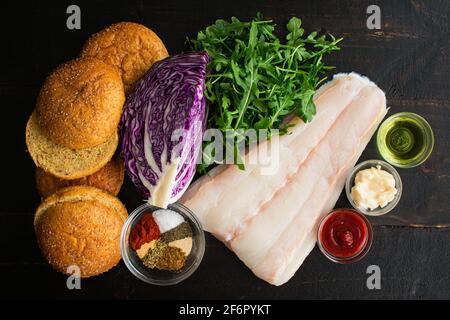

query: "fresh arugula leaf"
xmin=248 ymin=21 xmax=258 ymax=49
xmin=189 ymin=13 xmax=342 ymax=171
xmin=286 ymin=17 xmax=304 ymax=44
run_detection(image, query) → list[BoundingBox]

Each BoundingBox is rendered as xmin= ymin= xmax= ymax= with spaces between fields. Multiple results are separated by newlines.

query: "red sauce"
xmin=319 ymin=209 xmax=369 ymax=259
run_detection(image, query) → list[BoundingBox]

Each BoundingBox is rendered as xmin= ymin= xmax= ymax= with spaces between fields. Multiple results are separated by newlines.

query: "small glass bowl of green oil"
xmin=377 ymin=112 xmax=434 ymax=168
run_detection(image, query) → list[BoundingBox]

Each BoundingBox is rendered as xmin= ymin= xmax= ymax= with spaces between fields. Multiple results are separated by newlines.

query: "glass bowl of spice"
xmin=120 ymin=202 xmax=205 ymax=285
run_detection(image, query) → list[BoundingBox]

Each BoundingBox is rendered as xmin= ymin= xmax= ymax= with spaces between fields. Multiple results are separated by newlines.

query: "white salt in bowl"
xmin=120 ymin=203 xmax=205 ymax=286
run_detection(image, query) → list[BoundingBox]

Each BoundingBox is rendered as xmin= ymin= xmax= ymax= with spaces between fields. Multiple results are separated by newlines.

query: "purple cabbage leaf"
xmin=119 ymin=51 xmax=209 ymax=207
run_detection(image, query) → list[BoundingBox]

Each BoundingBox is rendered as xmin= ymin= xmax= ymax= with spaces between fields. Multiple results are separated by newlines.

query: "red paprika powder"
xmin=130 ymin=213 xmax=160 ymax=250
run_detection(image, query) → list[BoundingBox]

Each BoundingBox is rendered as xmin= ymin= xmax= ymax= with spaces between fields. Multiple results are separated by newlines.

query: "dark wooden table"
xmin=1 ymin=0 xmax=449 ymax=299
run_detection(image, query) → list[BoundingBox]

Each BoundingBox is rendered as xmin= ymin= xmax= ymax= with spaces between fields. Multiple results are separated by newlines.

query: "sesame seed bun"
xmin=35 ymin=156 xmax=124 ymax=198
xmin=81 ymin=22 xmax=169 ymax=92
xmin=35 ymin=57 xmax=125 ymax=149
xmin=26 ymin=112 xmax=118 ymax=180
xmin=34 ymin=186 xmax=128 ymax=278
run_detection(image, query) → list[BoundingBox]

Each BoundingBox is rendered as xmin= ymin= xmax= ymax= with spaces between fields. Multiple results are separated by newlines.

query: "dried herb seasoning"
xmin=160 ymin=221 xmax=193 ymax=243
xmin=142 ymin=240 xmax=187 ymax=271
xmin=142 ymin=240 xmax=168 ymax=269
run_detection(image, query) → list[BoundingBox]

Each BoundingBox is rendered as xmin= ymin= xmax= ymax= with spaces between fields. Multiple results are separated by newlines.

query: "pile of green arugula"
xmin=189 ymin=13 xmax=342 ymax=172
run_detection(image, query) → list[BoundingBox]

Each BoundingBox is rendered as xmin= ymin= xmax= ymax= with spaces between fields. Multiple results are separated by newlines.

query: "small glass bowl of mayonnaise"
xmin=345 ymin=160 xmax=402 ymax=216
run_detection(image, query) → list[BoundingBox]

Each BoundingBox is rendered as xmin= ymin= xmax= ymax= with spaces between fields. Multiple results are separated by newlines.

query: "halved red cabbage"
xmin=119 ymin=51 xmax=209 ymax=207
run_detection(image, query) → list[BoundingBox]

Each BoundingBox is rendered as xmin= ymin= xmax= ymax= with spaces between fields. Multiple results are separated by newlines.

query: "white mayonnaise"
xmin=351 ymin=165 xmax=397 ymax=210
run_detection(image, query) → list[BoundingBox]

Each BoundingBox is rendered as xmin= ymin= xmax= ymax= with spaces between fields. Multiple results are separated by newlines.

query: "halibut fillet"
xmin=181 ymin=73 xmax=387 ymax=285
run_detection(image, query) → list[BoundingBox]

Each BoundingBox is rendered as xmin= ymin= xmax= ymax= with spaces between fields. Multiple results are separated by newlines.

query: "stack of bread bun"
xmin=26 ymin=22 xmax=168 ymax=278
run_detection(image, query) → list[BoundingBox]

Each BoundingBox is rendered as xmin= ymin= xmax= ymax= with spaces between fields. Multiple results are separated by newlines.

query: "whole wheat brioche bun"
xmin=34 ymin=186 xmax=128 ymax=278
xmin=81 ymin=22 xmax=169 ymax=92
xmin=26 ymin=111 xmax=118 ymax=179
xmin=36 ymin=156 xmax=124 ymax=198
xmin=35 ymin=57 xmax=125 ymax=149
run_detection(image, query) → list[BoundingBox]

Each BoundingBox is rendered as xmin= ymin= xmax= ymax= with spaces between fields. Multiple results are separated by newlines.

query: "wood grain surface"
xmin=0 ymin=0 xmax=449 ymax=299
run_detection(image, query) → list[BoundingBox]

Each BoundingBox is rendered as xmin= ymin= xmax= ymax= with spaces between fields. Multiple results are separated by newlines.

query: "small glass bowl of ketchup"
xmin=317 ymin=209 xmax=373 ymax=264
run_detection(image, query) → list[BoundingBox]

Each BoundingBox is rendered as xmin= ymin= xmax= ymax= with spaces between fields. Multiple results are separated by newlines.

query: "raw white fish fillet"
xmin=180 ymin=73 xmax=387 ymax=285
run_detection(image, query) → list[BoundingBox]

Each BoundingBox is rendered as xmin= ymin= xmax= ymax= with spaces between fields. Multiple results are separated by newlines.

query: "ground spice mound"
xmin=160 ymin=221 xmax=192 ymax=243
xmin=142 ymin=240 xmax=187 ymax=271
xmin=130 ymin=213 xmax=160 ymax=250
xmin=155 ymin=246 xmax=186 ymax=271
xmin=142 ymin=241 xmax=167 ymax=269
